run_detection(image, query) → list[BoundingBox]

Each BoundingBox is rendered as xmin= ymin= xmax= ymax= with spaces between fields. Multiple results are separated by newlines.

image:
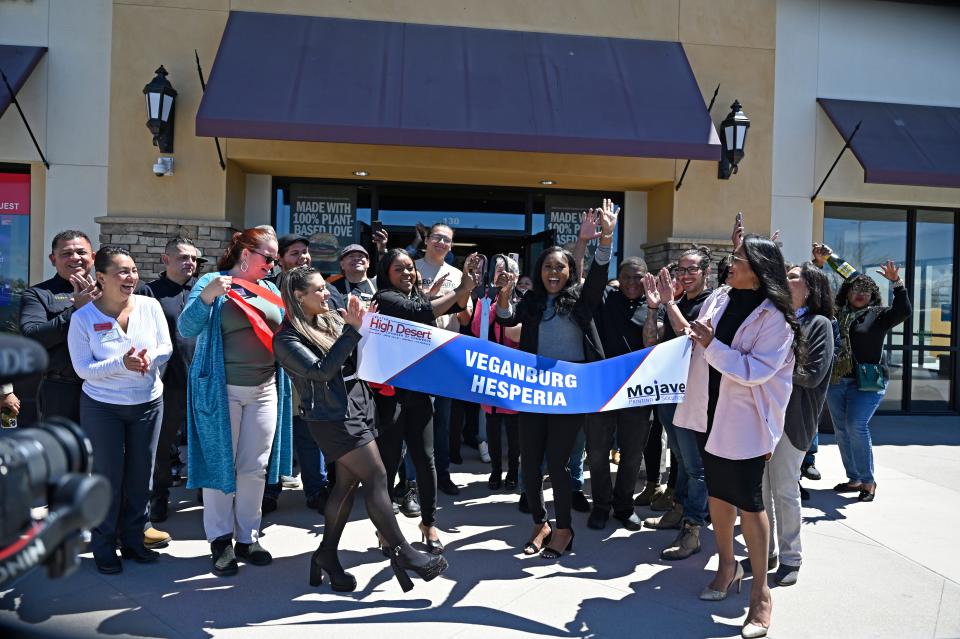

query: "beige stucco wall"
xmin=106 ymin=0 xmax=778 ymax=247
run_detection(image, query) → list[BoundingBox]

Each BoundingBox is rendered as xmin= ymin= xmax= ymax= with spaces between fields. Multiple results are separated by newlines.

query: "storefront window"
xmin=825 ymin=204 xmax=958 ymax=413
xmin=0 ymin=169 xmax=31 ymax=333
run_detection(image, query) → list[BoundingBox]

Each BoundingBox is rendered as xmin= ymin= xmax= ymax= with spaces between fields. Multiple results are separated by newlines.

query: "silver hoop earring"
xmin=240 ymin=260 xmax=249 ymax=273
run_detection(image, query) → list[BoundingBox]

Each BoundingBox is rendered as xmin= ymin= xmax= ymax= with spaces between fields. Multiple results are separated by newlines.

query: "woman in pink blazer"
xmin=668 ymin=225 xmax=804 ymax=639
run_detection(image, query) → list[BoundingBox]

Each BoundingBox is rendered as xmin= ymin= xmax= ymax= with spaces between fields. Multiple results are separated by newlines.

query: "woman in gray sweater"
xmin=761 ymin=262 xmax=835 ymax=587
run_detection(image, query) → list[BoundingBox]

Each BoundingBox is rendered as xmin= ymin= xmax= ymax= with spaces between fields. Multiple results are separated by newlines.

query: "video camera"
xmin=0 ymin=334 xmax=109 ymax=588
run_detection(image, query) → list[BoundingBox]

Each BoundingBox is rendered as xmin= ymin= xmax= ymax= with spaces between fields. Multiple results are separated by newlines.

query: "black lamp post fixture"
xmin=143 ymin=66 xmax=177 ymax=153
xmin=718 ymin=100 xmax=750 ymax=179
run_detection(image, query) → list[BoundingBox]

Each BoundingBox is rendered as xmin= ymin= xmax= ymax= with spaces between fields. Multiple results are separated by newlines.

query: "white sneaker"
xmin=478 ymin=441 xmax=491 ymax=463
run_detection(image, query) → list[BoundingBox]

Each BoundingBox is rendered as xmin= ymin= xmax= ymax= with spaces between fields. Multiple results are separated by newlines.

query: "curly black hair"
xmin=835 ymin=274 xmax=882 ymax=314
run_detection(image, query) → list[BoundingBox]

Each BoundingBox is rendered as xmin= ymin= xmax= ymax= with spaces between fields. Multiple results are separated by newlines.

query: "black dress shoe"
xmin=149 ymin=497 xmax=169 ymax=523
xmin=438 ymin=477 xmax=461 ymax=496
xmin=261 ymin=495 xmax=279 ymax=514
xmin=400 ymin=485 xmax=422 ymax=518
xmin=587 ymin=509 xmax=609 ymax=530
xmin=613 ymin=511 xmax=643 ymax=531
xmin=211 ymin=536 xmax=238 ymax=577
xmin=504 ymin=472 xmax=518 ymax=491
xmin=235 ymin=541 xmax=272 ymax=566
xmin=488 ymin=473 xmax=503 ymax=490
xmin=518 ymin=493 xmax=531 ymax=514
xmin=95 ymin=553 xmax=122 ymax=575
xmin=801 ymin=463 xmax=822 ymax=481
xmin=571 ymin=490 xmax=591 ymax=513
xmin=119 ymin=546 xmax=160 ymax=563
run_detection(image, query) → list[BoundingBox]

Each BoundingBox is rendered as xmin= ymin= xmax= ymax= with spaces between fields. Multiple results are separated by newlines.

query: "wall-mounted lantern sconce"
xmin=143 ymin=66 xmax=177 ymax=153
xmin=718 ymin=100 xmax=750 ymax=179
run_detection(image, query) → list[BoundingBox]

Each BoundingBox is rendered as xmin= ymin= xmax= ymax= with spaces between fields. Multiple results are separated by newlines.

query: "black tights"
xmin=321 ymin=441 xmax=420 ymax=562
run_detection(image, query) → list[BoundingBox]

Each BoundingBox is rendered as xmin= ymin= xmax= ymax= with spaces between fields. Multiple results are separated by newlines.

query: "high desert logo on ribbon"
xmin=357 ymin=314 xmax=692 ymax=414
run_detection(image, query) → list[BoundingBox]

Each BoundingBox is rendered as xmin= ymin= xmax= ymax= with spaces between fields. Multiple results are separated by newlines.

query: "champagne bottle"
xmin=825 ymin=251 xmax=860 ymax=281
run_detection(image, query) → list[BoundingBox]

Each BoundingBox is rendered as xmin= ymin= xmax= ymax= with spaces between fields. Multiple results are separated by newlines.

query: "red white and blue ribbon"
xmin=357 ymin=314 xmax=691 ymax=414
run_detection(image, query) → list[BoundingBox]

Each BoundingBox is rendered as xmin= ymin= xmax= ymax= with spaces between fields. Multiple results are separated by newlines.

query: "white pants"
xmin=762 ymin=435 xmax=807 ymax=567
xmin=203 ymin=380 xmax=278 ymax=544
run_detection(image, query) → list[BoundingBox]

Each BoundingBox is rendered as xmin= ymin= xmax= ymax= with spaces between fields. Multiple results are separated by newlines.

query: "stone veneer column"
xmin=642 ymin=238 xmax=734 ymax=289
xmin=94 ymin=216 xmax=237 ymax=281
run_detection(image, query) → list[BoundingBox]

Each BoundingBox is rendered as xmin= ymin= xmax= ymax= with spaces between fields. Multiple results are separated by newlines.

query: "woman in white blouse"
xmin=68 ymin=246 xmax=171 ymax=575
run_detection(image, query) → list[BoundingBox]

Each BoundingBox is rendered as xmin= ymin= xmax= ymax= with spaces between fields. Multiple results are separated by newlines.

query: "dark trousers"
xmin=586 ymin=405 xmax=652 ymax=515
xmin=519 ymin=411 xmax=585 ymax=530
xmin=38 ymin=378 xmax=82 ymax=423
xmin=487 ymin=411 xmax=519 ymax=477
xmin=450 ymin=398 xmax=481 ymax=451
xmin=376 ymin=391 xmax=438 ymax=526
xmin=644 ymin=413 xmax=664 ymax=483
xmin=79 ymin=393 xmax=163 ymax=560
xmin=152 ymin=380 xmax=186 ymax=499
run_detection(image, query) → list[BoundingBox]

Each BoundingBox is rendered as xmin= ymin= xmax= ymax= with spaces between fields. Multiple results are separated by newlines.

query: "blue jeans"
xmin=658 ymin=402 xmax=708 ymax=526
xmin=827 ymin=378 xmax=885 ymax=485
xmin=804 ymin=433 xmax=819 ymax=467
xmin=265 ymin=416 xmax=328 ymax=501
xmin=433 ymin=396 xmax=452 ymax=478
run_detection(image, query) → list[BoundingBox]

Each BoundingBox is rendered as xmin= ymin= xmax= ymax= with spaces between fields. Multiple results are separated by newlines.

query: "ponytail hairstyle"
xmin=741 ymin=235 xmax=807 ymax=369
xmin=678 ymin=244 xmax=713 ymax=272
xmin=93 ymin=246 xmax=136 ymax=289
xmin=279 ymin=266 xmax=344 ymax=354
xmin=217 ymin=227 xmax=278 ymax=271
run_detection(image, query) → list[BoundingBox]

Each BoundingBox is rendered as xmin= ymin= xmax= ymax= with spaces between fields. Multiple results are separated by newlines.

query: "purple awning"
xmin=0 ymin=45 xmax=47 ymax=118
xmin=818 ymin=98 xmax=960 ymax=189
xmin=197 ymin=12 xmax=720 ymax=160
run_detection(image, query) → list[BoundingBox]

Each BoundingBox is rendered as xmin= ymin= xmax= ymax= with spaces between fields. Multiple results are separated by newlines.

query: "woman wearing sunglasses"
xmin=813 ymin=244 xmax=911 ymax=503
xmin=179 ymin=227 xmax=293 ymax=577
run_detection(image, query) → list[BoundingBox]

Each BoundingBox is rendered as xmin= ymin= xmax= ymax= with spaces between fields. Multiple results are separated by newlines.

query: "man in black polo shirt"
xmin=327 ymin=243 xmax=377 ymax=308
xmin=586 ymin=256 xmax=653 ymax=531
xmin=146 ymin=236 xmax=201 ymax=522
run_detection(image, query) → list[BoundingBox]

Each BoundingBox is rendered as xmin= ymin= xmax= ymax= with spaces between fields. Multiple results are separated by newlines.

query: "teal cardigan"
xmin=178 ymin=271 xmax=293 ymax=493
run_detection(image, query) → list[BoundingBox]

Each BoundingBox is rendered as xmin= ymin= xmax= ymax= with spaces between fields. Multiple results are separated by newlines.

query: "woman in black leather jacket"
xmin=273 ymin=266 xmax=447 ymax=593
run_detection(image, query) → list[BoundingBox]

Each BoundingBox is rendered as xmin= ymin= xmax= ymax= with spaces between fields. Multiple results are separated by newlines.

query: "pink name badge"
xmin=93 ymin=322 xmax=113 ymax=332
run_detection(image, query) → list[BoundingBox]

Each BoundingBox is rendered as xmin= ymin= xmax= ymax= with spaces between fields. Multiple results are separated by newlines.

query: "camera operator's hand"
xmin=1 ymin=392 xmax=20 ymax=416
xmin=70 ymin=273 xmax=101 ymax=309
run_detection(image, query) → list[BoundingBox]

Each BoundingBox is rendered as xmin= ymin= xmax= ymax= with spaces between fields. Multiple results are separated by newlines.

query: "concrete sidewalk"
xmin=2 ymin=416 xmax=958 ymax=639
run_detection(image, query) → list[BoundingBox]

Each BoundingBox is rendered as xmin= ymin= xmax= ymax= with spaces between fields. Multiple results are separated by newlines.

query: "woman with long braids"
xmin=495 ymin=199 xmax=619 ymax=559
xmin=372 ymin=248 xmax=479 ymax=554
xmin=813 ymin=244 xmax=910 ymax=502
xmin=179 ymin=227 xmax=292 ymax=577
xmin=671 ymin=216 xmax=804 ymax=639
xmin=273 ymin=267 xmax=447 ymax=592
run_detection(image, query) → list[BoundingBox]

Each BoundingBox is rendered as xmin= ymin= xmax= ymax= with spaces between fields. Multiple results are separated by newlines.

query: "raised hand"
xmin=642 ymin=272 xmax=661 ymax=308
xmin=598 ymin=198 xmax=619 ymax=238
xmin=876 ymin=259 xmax=901 ymax=282
xmin=339 ymin=294 xmax=366 ymax=329
xmin=496 ymin=271 xmax=517 ymax=303
xmin=428 ymin=273 xmax=449 ymax=297
xmin=811 ymin=243 xmax=832 ymax=267
xmin=70 ymin=273 xmax=101 ymax=308
xmin=200 ymin=275 xmax=233 ymax=305
xmin=373 ymin=228 xmax=389 ymax=254
xmin=687 ymin=318 xmax=714 ymax=348
xmin=578 ymin=209 xmax=601 ymax=242
xmin=731 ymin=212 xmax=745 ymax=251
xmin=656 ymin=267 xmax=676 ymax=304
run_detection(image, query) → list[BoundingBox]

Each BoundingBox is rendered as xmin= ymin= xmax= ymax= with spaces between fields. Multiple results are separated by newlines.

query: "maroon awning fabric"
xmin=818 ymin=98 xmax=960 ymax=189
xmin=0 ymin=45 xmax=47 ymax=118
xmin=197 ymin=12 xmax=720 ymax=160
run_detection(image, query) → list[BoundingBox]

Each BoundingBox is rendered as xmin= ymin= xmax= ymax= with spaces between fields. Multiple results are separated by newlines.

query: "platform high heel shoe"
xmin=389 ymin=545 xmax=449 ymax=593
xmin=309 ymin=546 xmax=358 ymax=592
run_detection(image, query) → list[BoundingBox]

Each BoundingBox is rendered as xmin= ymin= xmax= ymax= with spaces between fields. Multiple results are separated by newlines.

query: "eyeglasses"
xmin=674 ymin=266 xmax=702 ymax=275
xmin=730 ymin=253 xmax=749 ymax=263
xmin=429 ymin=234 xmax=453 ymax=245
xmin=250 ymin=248 xmax=279 ymax=265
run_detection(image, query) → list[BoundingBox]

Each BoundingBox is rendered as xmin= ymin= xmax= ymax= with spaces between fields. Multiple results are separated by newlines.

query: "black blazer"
xmin=846 ymin=287 xmax=911 ymax=376
xmin=273 ymin=322 xmax=371 ymax=422
xmin=495 ymin=258 xmax=609 ymax=363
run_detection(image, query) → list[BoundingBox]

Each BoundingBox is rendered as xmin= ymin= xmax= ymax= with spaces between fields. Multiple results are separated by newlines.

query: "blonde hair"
xmin=280 ymin=266 xmax=344 ymax=353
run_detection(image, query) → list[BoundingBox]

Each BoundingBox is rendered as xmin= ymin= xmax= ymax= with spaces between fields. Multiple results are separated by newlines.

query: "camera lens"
xmin=1 ymin=419 xmax=93 ymax=504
